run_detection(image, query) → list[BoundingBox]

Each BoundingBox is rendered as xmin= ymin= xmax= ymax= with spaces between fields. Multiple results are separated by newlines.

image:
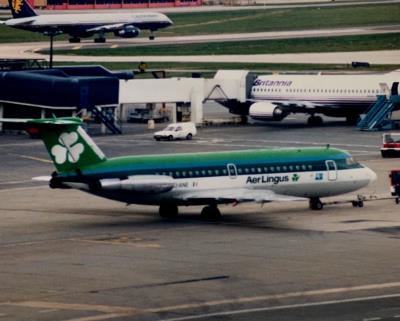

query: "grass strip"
xmin=52 ymin=33 xmax=400 ymax=56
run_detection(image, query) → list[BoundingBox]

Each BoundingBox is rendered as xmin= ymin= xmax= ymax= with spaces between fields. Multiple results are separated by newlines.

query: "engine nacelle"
xmin=114 ymin=26 xmax=140 ymax=38
xmin=99 ymin=175 xmax=174 ymax=194
xmin=249 ymin=102 xmax=288 ymax=121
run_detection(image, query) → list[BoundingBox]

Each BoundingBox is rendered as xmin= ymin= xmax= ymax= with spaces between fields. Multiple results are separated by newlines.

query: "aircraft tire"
xmin=159 ymin=204 xmax=178 ymax=218
xmin=94 ymin=37 xmax=106 ymax=43
xmin=309 ymin=198 xmax=323 ymax=210
xmin=69 ymin=37 xmax=81 ymax=43
xmin=201 ymin=205 xmax=221 ymax=221
xmin=307 ymin=116 xmax=323 ymax=126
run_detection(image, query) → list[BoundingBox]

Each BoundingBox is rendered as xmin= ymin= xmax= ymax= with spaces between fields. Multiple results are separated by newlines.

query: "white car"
xmin=154 ymin=122 xmax=197 ymax=141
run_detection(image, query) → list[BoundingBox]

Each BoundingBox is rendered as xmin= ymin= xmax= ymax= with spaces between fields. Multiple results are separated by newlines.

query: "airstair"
xmin=90 ymin=106 xmax=122 ymax=134
xmin=357 ymin=95 xmax=399 ymax=131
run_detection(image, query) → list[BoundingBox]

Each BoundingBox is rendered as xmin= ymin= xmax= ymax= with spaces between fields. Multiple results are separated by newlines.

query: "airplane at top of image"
xmin=0 ymin=117 xmax=376 ymax=220
xmin=225 ymin=69 xmax=400 ymax=126
xmin=1 ymin=0 xmax=173 ymax=42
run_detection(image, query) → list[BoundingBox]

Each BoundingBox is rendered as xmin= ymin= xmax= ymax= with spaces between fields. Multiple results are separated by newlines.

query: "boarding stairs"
xmin=357 ymin=95 xmax=399 ymax=131
xmin=90 ymin=106 xmax=122 ymax=134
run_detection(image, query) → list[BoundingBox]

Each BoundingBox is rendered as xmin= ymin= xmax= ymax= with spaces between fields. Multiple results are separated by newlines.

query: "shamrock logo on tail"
xmin=51 ymin=132 xmax=84 ymax=164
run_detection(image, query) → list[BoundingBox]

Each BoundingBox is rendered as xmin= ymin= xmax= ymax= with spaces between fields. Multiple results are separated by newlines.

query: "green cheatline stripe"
xmin=59 ymin=147 xmax=348 ymax=178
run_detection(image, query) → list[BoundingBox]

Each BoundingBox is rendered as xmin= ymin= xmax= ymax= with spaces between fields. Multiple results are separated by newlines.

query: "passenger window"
xmin=257 ymin=168 xmax=262 ymax=173
xmin=222 ymin=169 xmax=227 ymax=175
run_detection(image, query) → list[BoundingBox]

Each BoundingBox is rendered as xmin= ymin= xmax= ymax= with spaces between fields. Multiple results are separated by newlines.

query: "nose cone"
xmin=166 ymin=15 xmax=173 ymax=26
xmin=366 ymin=167 xmax=377 ymax=183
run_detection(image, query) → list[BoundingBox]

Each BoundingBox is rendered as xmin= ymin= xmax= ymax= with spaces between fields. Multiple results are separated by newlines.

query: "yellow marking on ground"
xmin=0 ymin=301 xmax=141 ymax=314
xmin=63 ymin=313 xmax=129 ymax=321
xmin=12 ymin=154 xmax=52 ymax=163
xmin=146 ymin=281 xmax=400 ymax=313
xmin=110 ymin=44 xmax=119 ymax=49
xmin=72 ymin=46 xmax=82 ymax=50
xmin=4 ymin=282 xmax=400 ymax=321
xmin=69 ymin=237 xmax=161 ymax=248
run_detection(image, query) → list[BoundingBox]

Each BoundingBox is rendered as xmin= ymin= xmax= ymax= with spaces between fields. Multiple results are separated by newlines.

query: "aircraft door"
xmin=325 ymin=160 xmax=337 ymax=181
xmin=227 ymin=163 xmax=237 ymax=179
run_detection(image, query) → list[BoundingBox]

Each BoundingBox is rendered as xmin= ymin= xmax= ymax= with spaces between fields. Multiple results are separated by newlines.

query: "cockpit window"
xmin=346 ymin=157 xmax=357 ymax=166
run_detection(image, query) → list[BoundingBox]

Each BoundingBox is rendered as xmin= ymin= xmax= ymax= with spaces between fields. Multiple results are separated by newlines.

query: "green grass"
xmin=164 ymin=3 xmax=400 ymax=36
xmin=1 ymin=3 xmax=399 ymax=43
xmin=52 ymin=33 xmax=400 ymax=56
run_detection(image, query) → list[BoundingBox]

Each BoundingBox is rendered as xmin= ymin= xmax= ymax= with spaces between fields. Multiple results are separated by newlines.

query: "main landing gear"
xmin=307 ymin=115 xmax=323 ymax=126
xmin=69 ymin=37 xmax=81 ymax=43
xmin=201 ymin=204 xmax=221 ymax=221
xmin=94 ymin=37 xmax=106 ymax=43
xmin=309 ymin=197 xmax=323 ymax=210
xmin=149 ymin=31 xmax=155 ymax=40
xmin=159 ymin=204 xmax=178 ymax=218
xmin=158 ymin=204 xmax=222 ymax=220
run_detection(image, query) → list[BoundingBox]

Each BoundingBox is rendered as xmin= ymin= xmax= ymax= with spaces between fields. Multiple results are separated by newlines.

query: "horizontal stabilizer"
xmin=32 ymin=176 xmax=52 ymax=182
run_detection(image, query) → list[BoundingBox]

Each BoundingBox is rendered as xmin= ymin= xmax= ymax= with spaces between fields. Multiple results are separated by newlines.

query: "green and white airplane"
xmin=11 ymin=117 xmax=376 ymax=219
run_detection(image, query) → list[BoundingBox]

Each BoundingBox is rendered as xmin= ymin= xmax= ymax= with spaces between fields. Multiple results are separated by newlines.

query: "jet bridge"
xmin=119 ymin=70 xmax=254 ymax=124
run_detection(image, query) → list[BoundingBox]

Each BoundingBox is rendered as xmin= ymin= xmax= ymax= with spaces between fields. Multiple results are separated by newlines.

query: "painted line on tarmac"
xmin=0 ymin=186 xmax=47 ymax=193
xmin=159 ymin=293 xmax=400 ymax=321
xmin=10 ymin=153 xmax=52 ymax=163
xmin=148 ymin=281 xmax=400 ymax=313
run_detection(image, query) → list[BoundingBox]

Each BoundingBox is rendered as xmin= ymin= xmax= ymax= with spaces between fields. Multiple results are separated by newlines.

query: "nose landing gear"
xmin=309 ymin=197 xmax=323 ymax=210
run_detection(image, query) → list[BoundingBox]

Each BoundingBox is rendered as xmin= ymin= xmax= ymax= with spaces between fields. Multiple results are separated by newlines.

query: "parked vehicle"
xmin=381 ymin=133 xmax=400 ymax=157
xmin=128 ymin=108 xmax=169 ymax=123
xmin=389 ymin=169 xmax=400 ymax=204
xmin=154 ymin=122 xmax=197 ymax=141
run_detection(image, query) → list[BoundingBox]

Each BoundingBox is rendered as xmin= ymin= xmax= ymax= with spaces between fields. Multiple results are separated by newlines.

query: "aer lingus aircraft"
xmin=2 ymin=0 xmax=172 ymax=42
xmin=8 ymin=117 xmax=376 ymax=219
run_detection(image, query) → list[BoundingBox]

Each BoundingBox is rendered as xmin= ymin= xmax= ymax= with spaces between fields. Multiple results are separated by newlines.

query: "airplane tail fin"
xmin=8 ymin=0 xmax=37 ymax=19
xmin=2 ymin=117 xmax=107 ymax=174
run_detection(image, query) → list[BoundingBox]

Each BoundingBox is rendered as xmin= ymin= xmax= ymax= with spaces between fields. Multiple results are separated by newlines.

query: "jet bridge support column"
xmin=190 ymin=86 xmax=203 ymax=125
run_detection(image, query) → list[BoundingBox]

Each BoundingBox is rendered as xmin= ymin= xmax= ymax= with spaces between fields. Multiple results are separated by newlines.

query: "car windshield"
xmin=165 ymin=126 xmax=175 ymax=131
xmin=384 ymin=134 xmax=400 ymax=143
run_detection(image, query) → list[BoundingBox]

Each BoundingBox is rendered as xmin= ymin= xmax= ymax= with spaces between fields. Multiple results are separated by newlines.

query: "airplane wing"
xmin=180 ymin=188 xmax=306 ymax=204
xmin=87 ymin=23 xmax=132 ymax=33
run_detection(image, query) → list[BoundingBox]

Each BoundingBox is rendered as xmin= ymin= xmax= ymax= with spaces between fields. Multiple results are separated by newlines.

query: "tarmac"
xmin=1 ymin=112 xmax=400 ymax=321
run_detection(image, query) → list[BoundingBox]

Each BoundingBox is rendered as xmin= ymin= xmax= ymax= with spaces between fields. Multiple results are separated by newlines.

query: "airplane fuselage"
xmin=5 ymin=12 xmax=172 ymax=37
xmin=53 ymin=147 xmax=376 ymax=206
xmin=248 ymin=71 xmax=399 ymax=121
